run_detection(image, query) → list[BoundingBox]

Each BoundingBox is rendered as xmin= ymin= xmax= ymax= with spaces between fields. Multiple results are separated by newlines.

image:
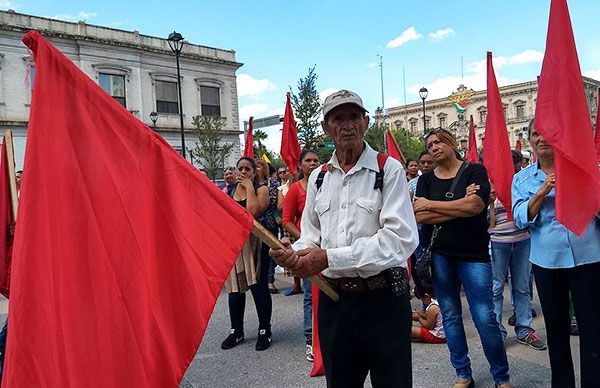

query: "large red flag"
xmin=281 ymin=92 xmax=301 ymax=172
xmin=534 ymin=0 xmax=600 ymax=235
xmin=0 ymin=140 xmax=14 ymax=298
xmin=484 ymin=52 xmax=515 ymax=220
xmin=8 ymin=30 xmax=254 ymax=387
xmin=466 ymin=115 xmax=479 ymax=163
xmin=386 ymin=129 xmax=405 ymax=165
xmin=595 ymin=87 xmax=600 ymax=162
xmin=243 ymin=116 xmax=254 ymax=158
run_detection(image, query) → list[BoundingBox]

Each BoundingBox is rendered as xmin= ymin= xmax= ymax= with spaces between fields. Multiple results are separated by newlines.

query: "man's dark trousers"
xmin=318 ymin=288 xmax=412 ymax=387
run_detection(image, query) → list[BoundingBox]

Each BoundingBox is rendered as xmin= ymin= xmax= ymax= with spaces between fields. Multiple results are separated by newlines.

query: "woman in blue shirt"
xmin=512 ymin=120 xmax=600 ymax=388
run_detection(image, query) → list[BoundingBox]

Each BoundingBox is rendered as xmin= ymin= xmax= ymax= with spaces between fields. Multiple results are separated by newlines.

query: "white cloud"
xmin=239 ymin=103 xmax=268 ymax=121
xmin=509 ymin=49 xmax=543 ymax=65
xmin=319 ymin=88 xmax=339 ymax=102
xmin=385 ymin=97 xmax=402 ymax=108
xmin=0 ymin=1 xmax=16 ymax=9
xmin=51 ymin=11 xmax=97 ymax=22
xmin=366 ymin=62 xmax=378 ymax=68
xmin=428 ymin=28 xmax=455 ymax=42
xmin=236 ymin=73 xmax=276 ymax=99
xmin=387 ymin=27 xmax=421 ymax=48
xmin=583 ymin=69 xmax=600 ymax=80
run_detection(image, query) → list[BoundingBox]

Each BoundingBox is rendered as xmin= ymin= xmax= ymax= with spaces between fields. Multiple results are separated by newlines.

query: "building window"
xmin=99 ymin=73 xmax=126 ymax=107
xmin=424 ymin=118 xmax=430 ymax=129
xmin=479 ymin=110 xmax=486 ymax=124
xmin=409 ymin=119 xmax=417 ymax=132
xmin=200 ymin=86 xmax=221 ymax=116
xmin=503 ymin=106 xmax=508 ymax=118
xmin=156 ymin=81 xmax=179 ymax=114
xmin=439 ymin=117 xmax=446 ymax=128
xmin=516 ymin=105 xmax=525 ymax=119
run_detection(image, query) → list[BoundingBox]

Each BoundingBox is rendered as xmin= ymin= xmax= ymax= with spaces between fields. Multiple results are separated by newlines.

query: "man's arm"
xmin=415 ymin=195 xmax=486 ymax=218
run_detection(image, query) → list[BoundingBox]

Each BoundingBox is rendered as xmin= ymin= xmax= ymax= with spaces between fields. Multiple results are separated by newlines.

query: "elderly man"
xmin=270 ymin=90 xmax=418 ymax=387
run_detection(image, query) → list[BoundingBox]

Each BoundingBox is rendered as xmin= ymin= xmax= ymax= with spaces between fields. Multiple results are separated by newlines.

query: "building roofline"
xmin=0 ymin=10 xmax=243 ymax=69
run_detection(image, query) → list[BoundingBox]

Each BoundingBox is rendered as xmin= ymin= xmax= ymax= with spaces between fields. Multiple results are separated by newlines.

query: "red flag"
xmin=466 ymin=115 xmax=479 ymax=163
xmin=243 ymin=116 xmax=254 ymax=158
xmin=281 ymin=92 xmax=301 ymax=172
xmin=534 ymin=0 xmax=600 ymax=235
xmin=0 ymin=140 xmax=14 ymax=298
xmin=516 ymin=139 xmax=522 ymax=152
xmin=8 ymin=30 xmax=254 ymax=387
xmin=595 ymin=87 xmax=600 ymax=162
xmin=483 ymin=52 xmax=515 ymax=220
xmin=310 ymin=283 xmax=325 ymax=377
xmin=386 ymin=129 xmax=405 ymax=165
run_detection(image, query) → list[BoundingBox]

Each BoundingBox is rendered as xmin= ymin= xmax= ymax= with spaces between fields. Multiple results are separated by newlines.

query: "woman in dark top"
xmin=414 ymin=129 xmax=510 ymax=388
xmin=221 ymin=157 xmax=273 ymax=351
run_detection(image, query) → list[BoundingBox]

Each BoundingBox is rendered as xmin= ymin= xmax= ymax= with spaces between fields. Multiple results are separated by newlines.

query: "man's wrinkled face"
xmin=321 ymin=104 xmax=368 ymax=151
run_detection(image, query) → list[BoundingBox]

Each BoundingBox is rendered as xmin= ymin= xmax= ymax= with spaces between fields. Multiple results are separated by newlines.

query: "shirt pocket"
xmin=355 ymin=197 xmax=382 ymax=235
xmin=315 ymin=199 xmax=331 ymax=236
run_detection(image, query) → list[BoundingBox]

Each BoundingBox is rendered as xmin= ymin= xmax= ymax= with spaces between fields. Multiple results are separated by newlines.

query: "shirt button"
xmin=341 ymin=204 xmax=347 ymax=209
xmin=340 ymin=228 xmax=345 ymax=232
xmin=343 ymin=181 xmax=348 ymax=186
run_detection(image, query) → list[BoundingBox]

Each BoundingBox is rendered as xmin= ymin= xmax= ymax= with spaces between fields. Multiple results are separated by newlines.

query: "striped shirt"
xmin=488 ymin=199 xmax=529 ymax=244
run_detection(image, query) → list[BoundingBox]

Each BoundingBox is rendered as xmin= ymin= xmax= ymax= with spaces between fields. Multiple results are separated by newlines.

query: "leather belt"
xmin=323 ymin=272 xmax=389 ymax=293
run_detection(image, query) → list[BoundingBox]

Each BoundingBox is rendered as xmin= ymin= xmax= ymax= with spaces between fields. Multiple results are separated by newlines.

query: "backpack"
xmin=315 ymin=152 xmax=389 ymax=192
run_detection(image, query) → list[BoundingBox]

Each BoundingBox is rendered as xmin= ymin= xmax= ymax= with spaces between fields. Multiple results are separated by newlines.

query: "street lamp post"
xmin=419 ymin=87 xmax=428 ymax=136
xmin=167 ymin=31 xmax=186 ymax=159
xmin=149 ymin=111 xmax=158 ymax=131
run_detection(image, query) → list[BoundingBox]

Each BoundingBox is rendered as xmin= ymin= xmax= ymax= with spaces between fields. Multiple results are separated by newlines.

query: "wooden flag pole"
xmin=251 ymin=220 xmax=339 ymax=302
xmin=4 ymin=130 xmax=18 ymax=219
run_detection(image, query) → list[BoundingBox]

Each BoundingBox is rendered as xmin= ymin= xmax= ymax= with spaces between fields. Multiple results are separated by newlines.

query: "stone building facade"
xmin=383 ymin=78 xmax=600 ymax=158
xmin=0 ymin=10 xmax=243 ymax=171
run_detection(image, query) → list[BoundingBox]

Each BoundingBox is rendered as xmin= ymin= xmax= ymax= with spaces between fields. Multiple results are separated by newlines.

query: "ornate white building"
xmin=383 ymin=78 xmax=600 ymax=158
xmin=0 ymin=10 xmax=243 ymax=171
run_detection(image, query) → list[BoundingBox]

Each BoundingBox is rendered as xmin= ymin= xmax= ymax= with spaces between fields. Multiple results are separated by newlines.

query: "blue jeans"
xmin=491 ymin=240 xmax=533 ymax=340
xmin=432 ymin=253 xmax=510 ymax=385
xmin=302 ymin=278 xmax=313 ymax=343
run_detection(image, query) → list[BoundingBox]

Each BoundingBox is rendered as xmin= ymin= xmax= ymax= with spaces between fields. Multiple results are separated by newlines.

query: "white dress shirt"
xmin=292 ymin=142 xmax=419 ymax=278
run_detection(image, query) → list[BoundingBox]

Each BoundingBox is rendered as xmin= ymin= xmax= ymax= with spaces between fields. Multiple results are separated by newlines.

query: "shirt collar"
xmin=326 ymin=141 xmax=379 ymax=173
xmin=531 ymin=161 xmax=547 ymax=181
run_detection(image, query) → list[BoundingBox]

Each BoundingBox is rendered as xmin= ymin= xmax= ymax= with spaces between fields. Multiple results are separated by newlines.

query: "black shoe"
xmin=508 ymin=312 xmax=516 ymax=326
xmin=255 ymin=329 xmax=272 ymax=351
xmin=221 ymin=329 xmax=244 ymax=350
xmin=532 ymin=308 xmax=538 ymax=318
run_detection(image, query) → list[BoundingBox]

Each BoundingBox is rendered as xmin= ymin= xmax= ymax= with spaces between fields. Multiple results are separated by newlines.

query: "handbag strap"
xmin=427 ymin=161 xmax=470 ymax=248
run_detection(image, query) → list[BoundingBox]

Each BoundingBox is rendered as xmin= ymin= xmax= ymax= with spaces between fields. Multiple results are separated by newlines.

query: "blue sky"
xmin=2 ymin=0 xmax=600 ymax=152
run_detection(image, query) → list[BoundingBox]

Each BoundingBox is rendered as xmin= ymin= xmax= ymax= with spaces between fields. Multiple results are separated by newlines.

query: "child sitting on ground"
xmin=412 ymin=282 xmax=446 ymax=343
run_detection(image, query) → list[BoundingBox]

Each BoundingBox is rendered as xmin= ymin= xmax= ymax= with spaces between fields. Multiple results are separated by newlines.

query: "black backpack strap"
xmin=315 ymin=164 xmax=328 ymax=191
xmin=373 ymin=152 xmax=389 ymax=192
xmin=445 ymin=162 xmax=470 ymax=199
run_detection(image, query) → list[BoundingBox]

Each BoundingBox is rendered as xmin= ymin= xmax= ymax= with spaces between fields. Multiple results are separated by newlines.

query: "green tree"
xmin=364 ymin=119 xmax=386 ymax=152
xmin=189 ymin=115 xmax=234 ymax=181
xmin=391 ymin=128 xmax=426 ymax=161
xmin=253 ymin=129 xmax=268 ymax=156
xmin=290 ymin=66 xmax=322 ymax=149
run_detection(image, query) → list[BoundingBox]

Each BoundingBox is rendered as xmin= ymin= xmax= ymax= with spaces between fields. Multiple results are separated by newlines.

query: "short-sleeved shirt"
xmin=416 ymin=163 xmax=491 ymax=262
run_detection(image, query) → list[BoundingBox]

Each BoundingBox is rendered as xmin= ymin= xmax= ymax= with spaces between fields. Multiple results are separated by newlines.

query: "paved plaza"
xmin=0 ymin=274 xmax=581 ymax=387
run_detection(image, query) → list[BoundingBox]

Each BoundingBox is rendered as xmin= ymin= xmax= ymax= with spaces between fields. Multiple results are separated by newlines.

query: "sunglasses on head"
xmin=423 ymin=127 xmax=447 ymax=139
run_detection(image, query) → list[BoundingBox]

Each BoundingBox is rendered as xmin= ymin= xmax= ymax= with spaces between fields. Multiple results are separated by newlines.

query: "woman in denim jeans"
xmin=414 ymin=129 xmax=510 ymax=388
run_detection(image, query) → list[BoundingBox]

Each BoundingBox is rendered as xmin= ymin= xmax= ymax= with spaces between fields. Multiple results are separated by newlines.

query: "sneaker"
xmin=255 ymin=329 xmax=272 ymax=351
xmin=508 ymin=312 xmax=516 ymax=326
xmin=570 ymin=317 xmax=579 ymax=336
xmin=517 ymin=331 xmax=547 ymax=350
xmin=306 ymin=344 xmax=314 ymax=362
xmin=221 ymin=329 xmax=244 ymax=350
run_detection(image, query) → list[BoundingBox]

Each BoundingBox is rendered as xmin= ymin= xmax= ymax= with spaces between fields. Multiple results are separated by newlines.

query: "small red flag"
xmin=466 ymin=115 xmax=479 ymax=163
xmin=534 ymin=0 xmax=600 ymax=235
xmin=386 ymin=129 xmax=405 ymax=165
xmin=595 ymin=87 xmax=600 ymax=162
xmin=0 ymin=140 xmax=14 ymax=298
xmin=483 ymin=52 xmax=515 ymax=220
xmin=8 ymin=31 xmax=254 ymax=387
xmin=243 ymin=116 xmax=254 ymax=158
xmin=281 ymin=92 xmax=301 ymax=172
xmin=516 ymin=139 xmax=522 ymax=152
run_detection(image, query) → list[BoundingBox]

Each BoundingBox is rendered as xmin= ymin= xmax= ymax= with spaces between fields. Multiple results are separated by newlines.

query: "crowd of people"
xmin=210 ymin=89 xmax=599 ymax=387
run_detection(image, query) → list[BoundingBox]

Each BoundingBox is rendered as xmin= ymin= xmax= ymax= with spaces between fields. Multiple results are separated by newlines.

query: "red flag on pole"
xmin=281 ymin=92 xmax=301 ymax=172
xmin=484 ymin=52 xmax=515 ymax=220
xmin=534 ymin=0 xmax=600 ymax=235
xmin=243 ymin=116 xmax=254 ymax=158
xmin=0 ymin=139 xmax=14 ymax=298
xmin=7 ymin=30 xmax=254 ymax=387
xmin=386 ymin=129 xmax=405 ymax=165
xmin=595 ymin=87 xmax=600 ymax=162
xmin=466 ymin=115 xmax=479 ymax=163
